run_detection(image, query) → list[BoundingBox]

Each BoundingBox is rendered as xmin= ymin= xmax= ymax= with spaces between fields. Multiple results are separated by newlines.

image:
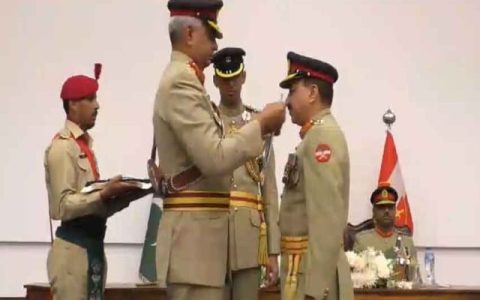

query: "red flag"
xmin=378 ymin=130 xmax=414 ymax=233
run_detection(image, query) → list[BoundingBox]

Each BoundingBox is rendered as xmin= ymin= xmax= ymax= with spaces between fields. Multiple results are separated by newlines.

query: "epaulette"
xmin=188 ymin=61 xmax=205 ymax=85
xmin=56 ymin=128 xmax=71 ymax=140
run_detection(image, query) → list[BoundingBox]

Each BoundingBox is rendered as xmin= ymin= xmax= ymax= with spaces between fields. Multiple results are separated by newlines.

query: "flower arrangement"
xmin=345 ymin=247 xmax=413 ymax=289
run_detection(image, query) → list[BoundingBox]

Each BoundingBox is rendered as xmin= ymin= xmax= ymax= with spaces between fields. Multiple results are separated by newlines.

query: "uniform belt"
xmin=56 ymin=222 xmax=105 ymax=249
xmin=281 ymin=236 xmax=308 ymax=254
xmin=164 ymin=166 xmax=202 ymax=194
xmin=230 ymin=191 xmax=262 ymax=210
xmin=164 ymin=191 xmax=230 ymax=211
xmin=59 ymin=215 xmax=106 ymax=241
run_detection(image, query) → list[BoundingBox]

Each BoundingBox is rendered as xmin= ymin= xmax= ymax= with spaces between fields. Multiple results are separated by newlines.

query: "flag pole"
xmin=379 ymin=109 xmax=396 ymax=186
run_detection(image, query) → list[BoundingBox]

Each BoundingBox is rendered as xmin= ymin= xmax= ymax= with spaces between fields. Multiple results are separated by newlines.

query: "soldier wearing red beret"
xmin=44 ymin=64 xmax=142 ymax=300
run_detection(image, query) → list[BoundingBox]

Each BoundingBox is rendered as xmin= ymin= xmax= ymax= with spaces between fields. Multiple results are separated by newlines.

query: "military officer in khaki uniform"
xmin=45 ymin=64 xmax=146 ymax=300
xmin=154 ymin=2 xmax=286 ymax=300
xmin=278 ymin=52 xmax=354 ymax=300
xmin=354 ymin=186 xmax=418 ymax=276
xmin=211 ymin=47 xmax=281 ymax=300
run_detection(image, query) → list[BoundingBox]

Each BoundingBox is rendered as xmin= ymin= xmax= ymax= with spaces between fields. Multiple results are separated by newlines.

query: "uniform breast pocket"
xmin=76 ymin=156 xmax=90 ymax=172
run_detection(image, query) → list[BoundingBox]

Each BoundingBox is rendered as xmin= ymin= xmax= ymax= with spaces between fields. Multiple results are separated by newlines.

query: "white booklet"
xmin=81 ymin=177 xmax=153 ymax=194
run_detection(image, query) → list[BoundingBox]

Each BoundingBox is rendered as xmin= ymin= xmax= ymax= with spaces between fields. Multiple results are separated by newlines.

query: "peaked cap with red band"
xmin=168 ymin=0 xmax=223 ymax=39
xmin=60 ymin=63 xmax=102 ymax=101
xmin=370 ymin=184 xmax=398 ymax=206
xmin=279 ymin=52 xmax=338 ymax=88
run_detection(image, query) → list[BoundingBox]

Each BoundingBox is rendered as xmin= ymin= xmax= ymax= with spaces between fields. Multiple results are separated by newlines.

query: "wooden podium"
xmin=24 ymin=283 xmax=480 ymax=300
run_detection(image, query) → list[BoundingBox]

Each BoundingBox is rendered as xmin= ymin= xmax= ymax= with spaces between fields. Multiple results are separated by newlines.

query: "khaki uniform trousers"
xmin=47 ymin=238 xmax=107 ymax=300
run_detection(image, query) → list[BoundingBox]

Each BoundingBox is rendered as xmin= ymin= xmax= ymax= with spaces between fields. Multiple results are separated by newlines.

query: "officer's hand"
xmin=100 ymin=175 xmax=140 ymax=200
xmin=265 ymin=255 xmax=279 ymax=287
xmin=257 ymin=102 xmax=286 ymax=136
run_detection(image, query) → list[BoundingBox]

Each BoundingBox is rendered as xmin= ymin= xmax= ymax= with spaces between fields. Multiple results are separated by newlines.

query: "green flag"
xmin=139 ymin=198 xmax=162 ymax=282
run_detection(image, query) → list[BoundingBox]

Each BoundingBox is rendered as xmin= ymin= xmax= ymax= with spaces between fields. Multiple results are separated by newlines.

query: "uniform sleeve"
xmin=45 ymin=140 xmax=106 ymax=221
xmin=353 ymin=234 xmax=366 ymax=253
xmin=163 ymin=70 xmax=263 ymax=176
xmin=262 ymin=146 xmax=280 ymax=254
xmin=302 ymin=127 xmax=349 ymax=298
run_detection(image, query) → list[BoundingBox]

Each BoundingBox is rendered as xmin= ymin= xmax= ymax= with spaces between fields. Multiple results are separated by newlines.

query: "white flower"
xmin=396 ymin=280 xmax=413 ymax=289
xmin=363 ymin=270 xmax=377 ymax=288
xmin=346 ymin=251 xmax=367 ymax=271
xmin=377 ymin=263 xmax=391 ymax=279
xmin=350 ymin=270 xmax=376 ymax=288
xmin=366 ymin=247 xmax=378 ymax=257
xmin=373 ymin=255 xmax=392 ymax=279
xmin=351 ymin=272 xmax=365 ymax=288
xmin=345 ymin=249 xmax=394 ymax=288
xmin=345 ymin=251 xmax=357 ymax=266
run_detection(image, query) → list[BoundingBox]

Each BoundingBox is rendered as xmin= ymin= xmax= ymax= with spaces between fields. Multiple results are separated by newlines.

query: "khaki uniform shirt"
xmin=279 ymin=109 xmax=354 ymax=300
xmin=44 ymin=120 xmax=129 ymax=222
xmin=153 ymin=51 xmax=264 ymax=288
xmin=219 ymin=103 xmax=280 ymax=271
xmin=353 ymin=228 xmax=418 ymax=268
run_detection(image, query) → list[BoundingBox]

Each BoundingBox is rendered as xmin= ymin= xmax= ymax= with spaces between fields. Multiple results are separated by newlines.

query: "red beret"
xmin=60 ymin=63 xmax=102 ymax=101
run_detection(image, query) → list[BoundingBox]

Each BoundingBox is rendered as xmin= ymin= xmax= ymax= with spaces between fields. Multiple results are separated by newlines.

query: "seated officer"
xmin=353 ymin=185 xmax=418 ymax=267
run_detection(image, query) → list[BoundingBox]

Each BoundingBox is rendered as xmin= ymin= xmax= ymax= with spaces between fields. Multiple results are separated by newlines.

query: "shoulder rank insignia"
xmin=188 ymin=61 xmax=205 ymax=85
xmin=300 ymin=119 xmax=323 ymax=139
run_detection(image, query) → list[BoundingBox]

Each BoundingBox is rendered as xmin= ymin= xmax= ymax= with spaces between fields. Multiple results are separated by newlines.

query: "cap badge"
xmin=381 ymin=189 xmax=389 ymax=198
